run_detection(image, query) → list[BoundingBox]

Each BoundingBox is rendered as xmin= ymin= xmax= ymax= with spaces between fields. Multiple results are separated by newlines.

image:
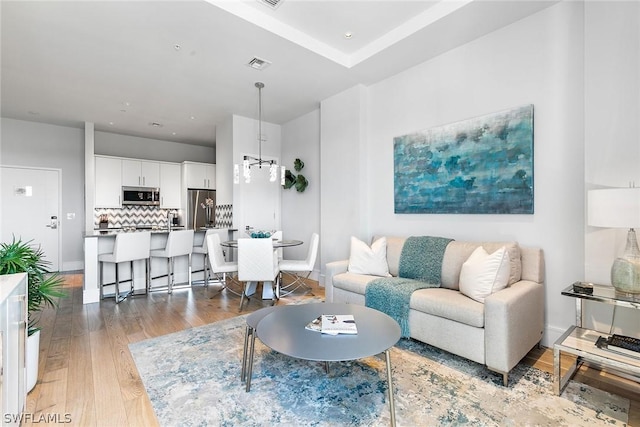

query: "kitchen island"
xmin=82 ymin=228 xmax=234 ymax=304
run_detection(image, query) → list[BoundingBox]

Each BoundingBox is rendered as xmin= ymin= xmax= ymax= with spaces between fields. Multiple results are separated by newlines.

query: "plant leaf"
xmin=283 ymin=170 xmax=296 ymax=189
xmin=0 ymin=236 xmax=66 ymax=334
xmin=295 ymin=174 xmax=308 ymax=192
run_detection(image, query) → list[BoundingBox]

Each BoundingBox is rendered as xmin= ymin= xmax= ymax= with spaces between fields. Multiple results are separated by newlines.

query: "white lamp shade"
xmin=588 ymin=188 xmax=640 ymax=229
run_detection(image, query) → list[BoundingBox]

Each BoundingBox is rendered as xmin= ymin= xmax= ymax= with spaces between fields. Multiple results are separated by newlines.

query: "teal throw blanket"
xmin=365 ymin=236 xmax=453 ymax=338
xmin=399 ymin=236 xmax=453 ymax=283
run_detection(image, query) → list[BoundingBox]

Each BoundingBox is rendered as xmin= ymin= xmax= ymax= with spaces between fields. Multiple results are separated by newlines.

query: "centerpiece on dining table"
xmin=245 ymin=228 xmax=276 ymax=238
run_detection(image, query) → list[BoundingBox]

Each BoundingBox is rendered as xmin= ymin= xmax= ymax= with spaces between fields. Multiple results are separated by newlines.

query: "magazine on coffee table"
xmin=305 ymin=315 xmax=322 ymax=333
xmin=320 ymin=314 xmax=358 ymax=335
xmin=305 ymin=314 xmax=358 ymax=335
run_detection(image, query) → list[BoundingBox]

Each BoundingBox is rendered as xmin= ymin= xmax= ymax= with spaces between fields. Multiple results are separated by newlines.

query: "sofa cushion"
xmin=410 ymin=288 xmax=485 ymax=328
xmin=348 ymin=236 xmax=391 ymax=277
xmin=333 ymin=272 xmax=381 ymax=295
xmin=459 ymin=246 xmax=510 ymax=303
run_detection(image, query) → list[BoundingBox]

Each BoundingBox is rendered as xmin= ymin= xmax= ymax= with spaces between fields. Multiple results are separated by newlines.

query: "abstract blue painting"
xmin=394 ymin=105 xmax=534 ymax=214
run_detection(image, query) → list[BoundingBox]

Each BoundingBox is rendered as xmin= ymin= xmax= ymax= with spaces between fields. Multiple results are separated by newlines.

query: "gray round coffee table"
xmin=255 ymin=303 xmax=401 ymax=427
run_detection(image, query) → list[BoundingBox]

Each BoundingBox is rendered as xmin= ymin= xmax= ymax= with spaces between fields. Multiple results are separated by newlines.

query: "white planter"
xmin=26 ymin=329 xmax=40 ymax=392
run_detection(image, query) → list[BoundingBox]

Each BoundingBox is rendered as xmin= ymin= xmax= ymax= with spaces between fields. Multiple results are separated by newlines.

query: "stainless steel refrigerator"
xmin=186 ymin=189 xmax=216 ymax=229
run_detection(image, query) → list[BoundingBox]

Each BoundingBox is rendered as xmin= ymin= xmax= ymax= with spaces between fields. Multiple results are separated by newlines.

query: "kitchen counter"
xmin=84 ymin=226 xmax=185 ymax=237
xmin=82 ymin=228 xmax=235 ymax=304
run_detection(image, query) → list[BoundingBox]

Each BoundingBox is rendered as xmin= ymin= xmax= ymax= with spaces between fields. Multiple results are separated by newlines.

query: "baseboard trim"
xmin=83 ymin=288 xmax=100 ymax=304
xmin=62 ymin=260 xmax=84 ymax=272
xmin=543 ymin=325 xmax=568 ymax=348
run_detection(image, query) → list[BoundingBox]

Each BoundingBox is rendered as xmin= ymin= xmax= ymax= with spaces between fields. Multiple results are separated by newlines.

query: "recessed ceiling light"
xmin=344 ymin=32 xmax=353 ymax=39
xmin=190 ymin=116 xmax=196 ymax=120
xmin=172 ymin=132 xmax=177 ymax=136
xmin=149 ymin=122 xmax=163 ymax=128
xmin=174 ymin=44 xmax=181 ymax=51
xmin=123 ymin=101 xmax=131 ymax=106
xmin=109 ymin=122 xmax=114 ymax=126
xmin=247 ymin=57 xmax=272 ymax=71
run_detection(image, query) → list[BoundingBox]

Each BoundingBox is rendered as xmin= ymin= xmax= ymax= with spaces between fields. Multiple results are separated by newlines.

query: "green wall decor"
xmin=283 ymin=158 xmax=308 ymax=192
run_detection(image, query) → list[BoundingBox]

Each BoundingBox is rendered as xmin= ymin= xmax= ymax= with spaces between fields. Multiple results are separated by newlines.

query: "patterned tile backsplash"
xmin=94 ymin=204 xmax=233 ymax=228
xmin=215 ymin=204 xmax=233 ymax=228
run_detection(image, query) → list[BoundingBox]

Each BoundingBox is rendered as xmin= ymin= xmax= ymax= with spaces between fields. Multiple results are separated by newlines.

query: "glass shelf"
xmin=561 ymin=283 xmax=640 ymax=310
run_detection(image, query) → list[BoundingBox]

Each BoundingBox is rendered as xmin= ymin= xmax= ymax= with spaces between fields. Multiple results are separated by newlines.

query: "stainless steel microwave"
xmin=122 ymin=186 xmax=160 ymax=206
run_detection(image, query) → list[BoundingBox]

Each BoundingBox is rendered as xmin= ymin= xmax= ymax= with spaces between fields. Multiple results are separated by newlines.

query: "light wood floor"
xmin=25 ymin=273 xmax=640 ymax=426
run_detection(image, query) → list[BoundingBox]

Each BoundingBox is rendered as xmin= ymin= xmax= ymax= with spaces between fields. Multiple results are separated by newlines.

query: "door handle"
xmin=45 ymin=216 xmax=58 ymax=229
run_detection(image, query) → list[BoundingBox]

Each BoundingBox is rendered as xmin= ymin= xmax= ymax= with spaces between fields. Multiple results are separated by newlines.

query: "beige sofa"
xmin=325 ymin=236 xmax=545 ymax=385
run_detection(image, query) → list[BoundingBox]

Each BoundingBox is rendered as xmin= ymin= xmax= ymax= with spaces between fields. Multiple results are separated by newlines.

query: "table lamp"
xmin=588 ymin=187 xmax=640 ymax=294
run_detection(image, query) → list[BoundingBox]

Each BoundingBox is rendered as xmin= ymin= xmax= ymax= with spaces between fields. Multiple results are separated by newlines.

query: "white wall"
xmin=1 ymin=118 xmax=85 ymax=271
xmin=95 ymin=131 xmax=215 ymax=163
xmin=215 ymin=116 xmax=233 ymax=205
xmin=232 ymin=114 xmax=282 ymax=234
xmin=281 ymin=109 xmax=321 ymax=275
xmin=320 ymin=2 xmax=586 ymax=346
xmin=584 ymin=1 xmax=640 ymax=336
xmin=320 ymin=85 xmax=369 ymax=269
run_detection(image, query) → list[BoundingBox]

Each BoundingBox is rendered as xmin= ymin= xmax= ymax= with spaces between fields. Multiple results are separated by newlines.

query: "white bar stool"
xmin=191 ymin=229 xmax=228 ymax=286
xmin=98 ymin=231 xmax=151 ymax=303
xmin=150 ymin=229 xmax=194 ymax=294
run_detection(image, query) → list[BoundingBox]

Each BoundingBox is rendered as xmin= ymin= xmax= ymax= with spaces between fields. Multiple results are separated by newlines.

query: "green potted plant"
xmin=283 ymin=158 xmax=309 ymax=192
xmin=0 ymin=236 xmax=65 ymax=391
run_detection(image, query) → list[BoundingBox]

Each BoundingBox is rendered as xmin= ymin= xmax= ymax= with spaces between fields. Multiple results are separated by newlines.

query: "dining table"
xmin=221 ymin=239 xmax=303 ymax=299
xmin=220 ymin=239 xmax=303 ymax=248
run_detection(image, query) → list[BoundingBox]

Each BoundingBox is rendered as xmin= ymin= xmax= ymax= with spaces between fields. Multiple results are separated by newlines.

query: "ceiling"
xmin=1 ymin=0 xmax=557 ymax=147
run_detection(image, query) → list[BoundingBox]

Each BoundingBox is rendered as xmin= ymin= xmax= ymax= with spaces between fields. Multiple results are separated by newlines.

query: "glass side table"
xmin=554 ymin=283 xmax=640 ymax=395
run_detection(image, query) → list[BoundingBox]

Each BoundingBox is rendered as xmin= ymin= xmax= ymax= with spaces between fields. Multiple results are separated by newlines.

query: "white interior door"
xmin=1 ymin=166 xmax=61 ymax=271
xmin=241 ymin=165 xmax=280 ymax=233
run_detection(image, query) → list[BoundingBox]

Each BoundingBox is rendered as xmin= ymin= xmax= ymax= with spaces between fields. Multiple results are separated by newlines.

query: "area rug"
xmin=129 ymin=314 xmax=629 ymax=426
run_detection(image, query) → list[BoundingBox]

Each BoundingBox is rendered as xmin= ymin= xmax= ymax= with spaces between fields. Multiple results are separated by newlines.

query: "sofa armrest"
xmin=484 ymin=280 xmax=544 ymax=374
xmin=324 ymin=260 xmax=349 ymax=303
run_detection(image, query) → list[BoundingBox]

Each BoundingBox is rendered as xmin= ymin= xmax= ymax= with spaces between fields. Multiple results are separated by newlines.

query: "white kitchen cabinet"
xmin=95 ymin=156 xmax=122 ymax=208
xmin=183 ymin=162 xmax=216 ymax=190
xmin=160 ymin=163 xmax=181 ymax=208
xmin=0 ymin=273 xmax=27 ymax=426
xmin=122 ymin=160 xmax=160 ymax=188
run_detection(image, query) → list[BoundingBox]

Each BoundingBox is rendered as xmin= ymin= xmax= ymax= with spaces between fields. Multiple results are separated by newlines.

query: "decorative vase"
xmin=611 ymin=229 xmax=640 ymax=294
xmin=26 ymin=329 xmax=40 ymax=392
xmin=205 ymin=207 xmax=213 ymax=227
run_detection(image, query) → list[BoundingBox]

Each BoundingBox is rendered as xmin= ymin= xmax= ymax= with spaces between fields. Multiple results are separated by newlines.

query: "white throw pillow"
xmin=347 ymin=236 xmax=391 ymax=277
xmin=459 ymin=246 xmax=510 ymax=303
xmin=502 ymin=243 xmax=522 ymax=285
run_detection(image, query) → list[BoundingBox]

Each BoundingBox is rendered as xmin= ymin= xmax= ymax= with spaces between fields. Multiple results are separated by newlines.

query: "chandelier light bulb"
xmin=233 ymin=164 xmax=240 ymax=184
xmin=243 ymin=159 xmax=251 ymax=183
xmin=280 ymin=166 xmax=286 ymax=186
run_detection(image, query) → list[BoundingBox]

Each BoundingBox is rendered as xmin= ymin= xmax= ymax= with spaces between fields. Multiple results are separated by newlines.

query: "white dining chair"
xmin=206 ymin=232 xmax=242 ymax=296
xmin=237 ymin=238 xmax=280 ymax=311
xmin=98 ymin=231 xmax=151 ymax=303
xmin=279 ymin=232 xmax=319 ymax=296
xmin=272 ymin=230 xmax=283 ymax=262
xmin=150 ymin=229 xmax=194 ymax=294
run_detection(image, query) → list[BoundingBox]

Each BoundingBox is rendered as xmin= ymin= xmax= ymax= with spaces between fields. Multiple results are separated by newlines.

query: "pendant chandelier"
xmin=233 ymin=82 xmax=285 ymax=185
